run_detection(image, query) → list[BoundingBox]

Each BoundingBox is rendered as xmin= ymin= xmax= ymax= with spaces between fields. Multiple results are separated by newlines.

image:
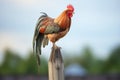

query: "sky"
xmin=0 ymin=0 xmax=120 ymax=60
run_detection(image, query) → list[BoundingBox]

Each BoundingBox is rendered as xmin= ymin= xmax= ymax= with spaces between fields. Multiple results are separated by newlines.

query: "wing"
xmin=33 ymin=12 xmax=61 ymax=65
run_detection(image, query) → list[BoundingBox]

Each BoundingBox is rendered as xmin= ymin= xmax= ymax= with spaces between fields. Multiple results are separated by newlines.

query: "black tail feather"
xmin=35 ymin=33 xmax=44 ymax=65
xmin=33 ymin=12 xmax=48 ymax=65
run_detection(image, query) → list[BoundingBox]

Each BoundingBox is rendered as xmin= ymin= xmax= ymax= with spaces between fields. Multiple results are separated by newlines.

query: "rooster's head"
xmin=66 ymin=4 xmax=74 ymax=18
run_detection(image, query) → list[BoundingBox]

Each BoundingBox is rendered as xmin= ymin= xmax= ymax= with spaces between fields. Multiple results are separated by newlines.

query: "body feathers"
xmin=33 ymin=4 xmax=74 ymax=65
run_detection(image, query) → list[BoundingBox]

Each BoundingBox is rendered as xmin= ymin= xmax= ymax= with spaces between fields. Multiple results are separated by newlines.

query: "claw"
xmin=53 ymin=43 xmax=57 ymax=49
xmin=52 ymin=43 xmax=61 ymax=49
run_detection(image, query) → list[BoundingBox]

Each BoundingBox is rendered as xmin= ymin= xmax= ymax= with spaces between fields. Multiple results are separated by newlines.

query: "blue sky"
xmin=0 ymin=0 xmax=120 ymax=60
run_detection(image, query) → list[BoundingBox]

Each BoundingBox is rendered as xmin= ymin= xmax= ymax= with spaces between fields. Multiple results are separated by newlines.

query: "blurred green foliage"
xmin=64 ymin=46 xmax=120 ymax=74
xmin=0 ymin=45 xmax=120 ymax=75
xmin=0 ymin=49 xmax=48 ymax=75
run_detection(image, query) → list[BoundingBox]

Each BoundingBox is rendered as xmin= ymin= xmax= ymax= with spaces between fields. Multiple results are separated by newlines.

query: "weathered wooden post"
xmin=48 ymin=45 xmax=64 ymax=80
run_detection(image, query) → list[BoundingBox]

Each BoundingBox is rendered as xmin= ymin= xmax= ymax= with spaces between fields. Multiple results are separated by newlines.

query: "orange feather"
xmin=54 ymin=10 xmax=71 ymax=29
xmin=47 ymin=9 xmax=72 ymax=43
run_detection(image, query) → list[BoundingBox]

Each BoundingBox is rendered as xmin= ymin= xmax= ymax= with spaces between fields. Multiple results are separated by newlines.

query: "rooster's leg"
xmin=52 ymin=43 xmax=61 ymax=49
xmin=53 ymin=43 xmax=57 ymax=49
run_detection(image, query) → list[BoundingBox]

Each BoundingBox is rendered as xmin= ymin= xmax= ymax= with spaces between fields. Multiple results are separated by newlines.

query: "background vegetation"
xmin=0 ymin=45 xmax=120 ymax=75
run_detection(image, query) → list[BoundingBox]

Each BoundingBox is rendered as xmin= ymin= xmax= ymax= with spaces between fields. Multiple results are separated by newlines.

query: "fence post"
xmin=48 ymin=45 xmax=64 ymax=80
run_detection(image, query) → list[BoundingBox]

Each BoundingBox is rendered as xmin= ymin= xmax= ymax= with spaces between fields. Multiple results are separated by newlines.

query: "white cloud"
xmin=0 ymin=32 xmax=32 ymax=57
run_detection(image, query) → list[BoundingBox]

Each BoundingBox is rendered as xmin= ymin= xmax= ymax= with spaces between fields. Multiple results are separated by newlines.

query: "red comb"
xmin=67 ymin=4 xmax=74 ymax=11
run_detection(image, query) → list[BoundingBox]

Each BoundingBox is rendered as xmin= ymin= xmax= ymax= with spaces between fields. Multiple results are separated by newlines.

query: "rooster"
xmin=33 ymin=4 xmax=74 ymax=65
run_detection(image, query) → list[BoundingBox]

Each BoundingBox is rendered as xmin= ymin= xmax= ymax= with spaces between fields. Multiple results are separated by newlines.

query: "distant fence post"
xmin=48 ymin=45 xmax=64 ymax=80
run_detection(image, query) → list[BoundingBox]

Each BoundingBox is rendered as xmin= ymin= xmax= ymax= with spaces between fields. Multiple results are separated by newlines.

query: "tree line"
xmin=0 ymin=45 xmax=120 ymax=75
